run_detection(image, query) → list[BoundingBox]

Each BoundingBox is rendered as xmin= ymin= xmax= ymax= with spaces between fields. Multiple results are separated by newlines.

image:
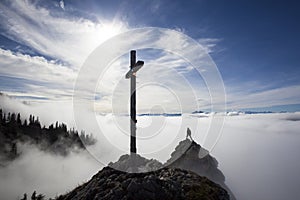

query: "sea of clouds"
xmin=0 ymin=95 xmax=300 ymax=200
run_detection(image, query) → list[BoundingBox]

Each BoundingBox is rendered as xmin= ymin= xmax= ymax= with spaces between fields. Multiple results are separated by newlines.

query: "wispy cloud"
xmin=2 ymin=0 xmax=294 ymax=113
xmin=0 ymin=0 xmax=127 ymax=67
xmin=0 ymin=0 xmax=129 ymax=101
xmin=198 ymin=38 xmax=221 ymax=54
xmin=226 ymin=83 xmax=300 ymax=110
xmin=0 ymin=48 xmax=75 ymax=99
xmin=59 ymin=0 xmax=65 ymax=10
xmin=72 ymin=27 xmax=223 ymax=113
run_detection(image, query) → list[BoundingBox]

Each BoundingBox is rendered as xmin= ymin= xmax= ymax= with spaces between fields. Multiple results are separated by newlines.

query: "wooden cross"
xmin=125 ymin=50 xmax=144 ymax=154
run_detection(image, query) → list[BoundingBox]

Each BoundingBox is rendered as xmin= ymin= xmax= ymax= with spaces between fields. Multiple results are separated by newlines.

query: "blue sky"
xmin=0 ymin=0 xmax=300 ymax=112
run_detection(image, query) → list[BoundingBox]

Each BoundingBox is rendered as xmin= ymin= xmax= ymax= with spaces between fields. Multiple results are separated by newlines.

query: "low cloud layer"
xmin=0 ymin=94 xmax=299 ymax=199
xmin=213 ymin=113 xmax=300 ymax=200
xmin=0 ymin=143 xmax=101 ymax=200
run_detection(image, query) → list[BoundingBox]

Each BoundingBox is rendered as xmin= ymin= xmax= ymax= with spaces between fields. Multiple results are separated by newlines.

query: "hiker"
xmin=186 ymin=127 xmax=193 ymax=141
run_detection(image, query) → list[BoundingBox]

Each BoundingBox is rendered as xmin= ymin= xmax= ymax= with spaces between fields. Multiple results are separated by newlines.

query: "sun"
xmin=97 ymin=22 xmax=126 ymax=43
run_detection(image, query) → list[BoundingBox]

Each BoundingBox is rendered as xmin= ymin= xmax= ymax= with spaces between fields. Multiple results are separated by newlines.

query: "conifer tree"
xmin=10 ymin=113 xmax=16 ymax=122
xmin=17 ymin=113 xmax=21 ymax=124
xmin=23 ymin=119 xmax=28 ymax=126
xmin=29 ymin=115 xmax=33 ymax=124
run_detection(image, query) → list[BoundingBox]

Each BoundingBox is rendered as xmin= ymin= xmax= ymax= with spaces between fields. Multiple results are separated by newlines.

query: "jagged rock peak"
xmin=165 ymin=139 xmax=224 ymax=183
xmin=165 ymin=139 xmax=236 ymax=200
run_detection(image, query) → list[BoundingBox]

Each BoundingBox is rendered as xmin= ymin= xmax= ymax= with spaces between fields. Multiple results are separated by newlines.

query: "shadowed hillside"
xmin=56 ymin=167 xmax=229 ymax=200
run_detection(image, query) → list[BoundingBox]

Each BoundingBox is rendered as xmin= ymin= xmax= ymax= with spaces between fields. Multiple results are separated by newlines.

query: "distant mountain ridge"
xmin=109 ymin=110 xmax=293 ymax=117
xmin=138 ymin=113 xmax=182 ymax=117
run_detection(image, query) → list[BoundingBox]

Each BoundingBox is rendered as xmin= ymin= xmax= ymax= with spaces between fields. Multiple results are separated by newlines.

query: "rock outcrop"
xmin=57 ymin=166 xmax=229 ymax=200
xmin=165 ymin=139 xmax=236 ymax=200
xmin=108 ymin=154 xmax=163 ymax=173
xmin=165 ymin=139 xmax=225 ymax=185
xmin=56 ymin=139 xmax=235 ymax=200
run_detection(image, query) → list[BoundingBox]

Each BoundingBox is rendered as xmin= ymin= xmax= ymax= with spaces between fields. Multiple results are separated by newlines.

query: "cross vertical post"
xmin=130 ymin=50 xmax=137 ymax=154
xmin=125 ymin=50 xmax=144 ymax=155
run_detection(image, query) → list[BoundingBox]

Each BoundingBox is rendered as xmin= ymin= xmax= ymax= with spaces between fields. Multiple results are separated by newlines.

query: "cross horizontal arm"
xmin=125 ymin=60 xmax=144 ymax=79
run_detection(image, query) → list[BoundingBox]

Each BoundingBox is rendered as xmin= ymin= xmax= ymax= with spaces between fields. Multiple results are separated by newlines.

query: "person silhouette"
xmin=186 ymin=127 xmax=193 ymax=141
xmin=31 ymin=191 xmax=36 ymax=200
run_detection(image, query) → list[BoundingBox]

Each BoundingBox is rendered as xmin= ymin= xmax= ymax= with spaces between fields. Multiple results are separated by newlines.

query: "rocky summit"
xmin=56 ymin=138 xmax=234 ymax=200
xmin=108 ymin=139 xmax=234 ymax=198
xmin=56 ymin=166 xmax=229 ymax=200
xmin=165 ymin=139 xmax=236 ymax=200
xmin=165 ymin=139 xmax=225 ymax=186
xmin=108 ymin=153 xmax=163 ymax=173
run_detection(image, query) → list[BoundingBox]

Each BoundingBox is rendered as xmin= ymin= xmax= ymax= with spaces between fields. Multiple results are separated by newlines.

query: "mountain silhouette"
xmin=56 ymin=166 xmax=229 ymax=200
xmin=165 ymin=139 xmax=236 ymax=200
xmin=57 ymin=138 xmax=234 ymax=200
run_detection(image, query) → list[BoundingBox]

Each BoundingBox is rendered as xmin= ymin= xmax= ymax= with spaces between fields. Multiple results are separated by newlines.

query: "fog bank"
xmin=0 ymin=144 xmax=101 ymax=200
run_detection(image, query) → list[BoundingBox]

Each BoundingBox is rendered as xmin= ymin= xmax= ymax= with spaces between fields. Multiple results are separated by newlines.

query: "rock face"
xmin=57 ymin=166 xmax=229 ymax=200
xmin=165 ymin=139 xmax=236 ymax=200
xmin=165 ymin=139 xmax=225 ymax=185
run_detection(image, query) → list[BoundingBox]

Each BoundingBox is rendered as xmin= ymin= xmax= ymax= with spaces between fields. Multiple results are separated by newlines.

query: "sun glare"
xmin=79 ymin=20 xmax=127 ymax=61
xmin=97 ymin=22 xmax=125 ymax=43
